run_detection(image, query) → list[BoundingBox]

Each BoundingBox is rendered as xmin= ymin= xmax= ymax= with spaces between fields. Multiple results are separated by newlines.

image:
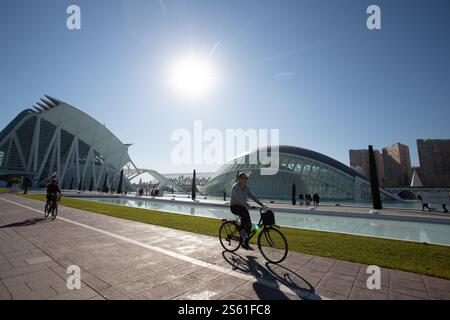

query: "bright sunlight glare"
xmin=168 ymin=55 xmax=218 ymax=99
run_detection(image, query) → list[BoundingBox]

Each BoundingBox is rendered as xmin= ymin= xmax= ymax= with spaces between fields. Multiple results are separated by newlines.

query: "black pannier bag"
xmin=261 ymin=210 xmax=275 ymax=226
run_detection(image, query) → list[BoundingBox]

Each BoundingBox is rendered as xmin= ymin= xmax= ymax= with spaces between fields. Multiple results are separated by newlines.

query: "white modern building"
xmin=0 ymin=96 xmax=138 ymax=190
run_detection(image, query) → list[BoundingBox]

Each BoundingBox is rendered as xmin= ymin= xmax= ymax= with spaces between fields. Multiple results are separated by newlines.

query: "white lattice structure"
xmin=0 ymin=95 xmax=138 ymax=190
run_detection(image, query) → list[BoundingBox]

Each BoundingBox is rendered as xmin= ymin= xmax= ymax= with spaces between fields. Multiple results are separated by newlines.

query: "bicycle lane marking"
xmin=0 ymin=196 xmax=328 ymax=300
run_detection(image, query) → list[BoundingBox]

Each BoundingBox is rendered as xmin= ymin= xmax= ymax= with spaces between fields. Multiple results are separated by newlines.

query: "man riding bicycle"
xmin=230 ymin=172 xmax=266 ymax=250
xmin=46 ymin=178 xmax=61 ymax=209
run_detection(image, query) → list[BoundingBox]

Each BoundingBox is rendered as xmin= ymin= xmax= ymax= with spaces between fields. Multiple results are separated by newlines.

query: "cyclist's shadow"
xmin=0 ymin=217 xmax=48 ymax=229
xmin=222 ymin=251 xmax=321 ymax=300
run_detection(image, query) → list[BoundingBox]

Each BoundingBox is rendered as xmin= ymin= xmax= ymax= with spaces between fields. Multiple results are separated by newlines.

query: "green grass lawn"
xmin=22 ymin=193 xmax=450 ymax=280
xmin=0 ymin=188 xmax=9 ymax=194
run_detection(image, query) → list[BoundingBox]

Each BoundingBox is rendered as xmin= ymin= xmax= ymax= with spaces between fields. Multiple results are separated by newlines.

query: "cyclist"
xmin=46 ymin=178 xmax=61 ymax=211
xmin=230 ymin=172 xmax=266 ymax=250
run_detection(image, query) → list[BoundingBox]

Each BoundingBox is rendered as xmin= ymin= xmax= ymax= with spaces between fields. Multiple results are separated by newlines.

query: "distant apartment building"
xmin=349 ymin=149 xmax=369 ymax=176
xmin=382 ymin=143 xmax=412 ymax=187
xmin=349 ymin=149 xmax=385 ymax=186
xmin=417 ymin=139 xmax=450 ymax=187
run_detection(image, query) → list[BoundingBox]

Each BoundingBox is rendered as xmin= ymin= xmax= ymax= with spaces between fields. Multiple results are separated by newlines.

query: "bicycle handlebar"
xmin=259 ymin=206 xmax=269 ymax=213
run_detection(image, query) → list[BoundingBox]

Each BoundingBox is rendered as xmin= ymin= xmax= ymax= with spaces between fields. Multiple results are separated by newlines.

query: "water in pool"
xmin=81 ymin=197 xmax=450 ymax=246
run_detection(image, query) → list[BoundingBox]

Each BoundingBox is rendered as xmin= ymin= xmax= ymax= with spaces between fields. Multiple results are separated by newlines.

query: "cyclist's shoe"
xmin=241 ymin=239 xmax=254 ymax=251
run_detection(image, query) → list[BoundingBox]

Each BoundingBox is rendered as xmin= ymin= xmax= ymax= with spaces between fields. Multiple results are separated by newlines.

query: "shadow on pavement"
xmin=222 ymin=250 xmax=321 ymax=300
xmin=0 ymin=217 xmax=48 ymax=229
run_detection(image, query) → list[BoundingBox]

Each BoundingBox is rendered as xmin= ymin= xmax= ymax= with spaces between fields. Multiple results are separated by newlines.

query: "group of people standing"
xmin=298 ymin=193 xmax=320 ymax=206
xmin=137 ymin=188 xmax=162 ymax=197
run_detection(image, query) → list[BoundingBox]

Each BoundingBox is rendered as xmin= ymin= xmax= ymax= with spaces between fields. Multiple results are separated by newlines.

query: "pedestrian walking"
xmin=418 ymin=194 xmax=432 ymax=212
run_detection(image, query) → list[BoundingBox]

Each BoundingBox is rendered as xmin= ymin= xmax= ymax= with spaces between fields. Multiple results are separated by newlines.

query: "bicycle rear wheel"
xmin=219 ymin=221 xmax=241 ymax=252
xmin=258 ymin=226 xmax=288 ymax=263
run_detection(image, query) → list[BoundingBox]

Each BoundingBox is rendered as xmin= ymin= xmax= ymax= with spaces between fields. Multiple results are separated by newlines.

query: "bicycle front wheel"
xmin=219 ymin=221 xmax=241 ymax=252
xmin=44 ymin=203 xmax=50 ymax=218
xmin=51 ymin=204 xmax=58 ymax=221
xmin=258 ymin=226 xmax=288 ymax=263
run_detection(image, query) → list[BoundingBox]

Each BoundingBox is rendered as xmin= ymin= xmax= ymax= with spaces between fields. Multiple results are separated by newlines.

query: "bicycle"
xmin=44 ymin=193 xmax=61 ymax=221
xmin=219 ymin=208 xmax=288 ymax=264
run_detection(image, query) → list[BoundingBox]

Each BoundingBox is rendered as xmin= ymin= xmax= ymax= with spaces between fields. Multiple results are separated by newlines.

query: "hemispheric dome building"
xmin=203 ymin=145 xmax=398 ymax=201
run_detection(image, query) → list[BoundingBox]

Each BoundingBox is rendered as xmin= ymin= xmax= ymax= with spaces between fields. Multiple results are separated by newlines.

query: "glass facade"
xmin=204 ymin=146 xmax=387 ymax=201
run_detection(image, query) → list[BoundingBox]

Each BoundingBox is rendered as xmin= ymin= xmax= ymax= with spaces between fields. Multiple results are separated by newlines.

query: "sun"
xmin=168 ymin=55 xmax=217 ymax=99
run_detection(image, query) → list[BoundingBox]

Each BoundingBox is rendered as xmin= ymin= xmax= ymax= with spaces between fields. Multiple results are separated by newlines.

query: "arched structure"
xmin=125 ymin=168 xmax=185 ymax=192
xmin=0 ymin=95 xmax=137 ymax=190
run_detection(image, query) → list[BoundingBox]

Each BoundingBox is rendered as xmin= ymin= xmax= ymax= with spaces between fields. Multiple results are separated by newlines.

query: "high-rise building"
xmin=417 ymin=139 xmax=450 ymax=187
xmin=349 ymin=149 xmax=385 ymax=185
xmin=382 ymin=143 xmax=412 ymax=187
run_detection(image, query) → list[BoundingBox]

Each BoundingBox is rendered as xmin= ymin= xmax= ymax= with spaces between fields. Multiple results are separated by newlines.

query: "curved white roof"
xmin=35 ymin=96 xmax=132 ymax=171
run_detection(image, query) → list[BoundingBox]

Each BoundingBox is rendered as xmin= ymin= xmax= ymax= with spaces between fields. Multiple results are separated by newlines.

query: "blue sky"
xmin=0 ymin=0 xmax=449 ymax=173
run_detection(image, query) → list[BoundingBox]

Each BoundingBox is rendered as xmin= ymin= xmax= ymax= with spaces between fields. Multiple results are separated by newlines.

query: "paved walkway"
xmin=0 ymin=194 xmax=449 ymax=300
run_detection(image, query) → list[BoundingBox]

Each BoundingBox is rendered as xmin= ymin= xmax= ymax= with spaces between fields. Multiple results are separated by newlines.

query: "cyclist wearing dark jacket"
xmin=46 ymin=179 xmax=61 ymax=206
xmin=230 ymin=172 xmax=265 ymax=250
